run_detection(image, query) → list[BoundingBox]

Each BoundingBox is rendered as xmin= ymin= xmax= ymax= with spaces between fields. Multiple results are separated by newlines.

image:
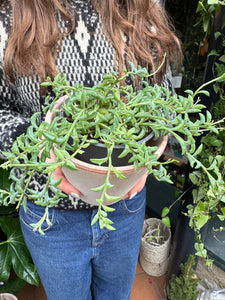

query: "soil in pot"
xmin=74 ymin=131 xmax=155 ymax=167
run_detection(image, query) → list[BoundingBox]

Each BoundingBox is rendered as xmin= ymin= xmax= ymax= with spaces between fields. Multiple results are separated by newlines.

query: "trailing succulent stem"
xmin=0 ymin=63 xmax=224 ymax=234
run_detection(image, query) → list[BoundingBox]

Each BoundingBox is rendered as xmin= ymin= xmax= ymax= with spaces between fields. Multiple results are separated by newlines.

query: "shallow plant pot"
xmin=45 ymin=96 xmax=168 ymax=205
xmin=0 ymin=294 xmax=18 ymax=300
xmin=62 ymin=135 xmax=167 ymax=205
xmin=139 ymin=218 xmax=171 ymax=276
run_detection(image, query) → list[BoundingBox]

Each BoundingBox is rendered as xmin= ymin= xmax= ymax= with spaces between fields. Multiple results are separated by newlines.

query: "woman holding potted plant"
xmin=0 ymin=0 xmax=181 ymax=299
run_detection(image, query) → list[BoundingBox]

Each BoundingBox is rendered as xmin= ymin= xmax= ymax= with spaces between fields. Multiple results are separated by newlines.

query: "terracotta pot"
xmin=45 ymin=96 xmax=168 ymax=205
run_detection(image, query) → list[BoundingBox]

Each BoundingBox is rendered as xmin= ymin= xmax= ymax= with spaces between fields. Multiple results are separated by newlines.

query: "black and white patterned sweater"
xmin=0 ymin=0 xmax=174 ymax=210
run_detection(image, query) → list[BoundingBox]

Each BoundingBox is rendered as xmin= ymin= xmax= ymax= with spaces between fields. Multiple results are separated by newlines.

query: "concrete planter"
xmin=140 ymin=218 xmax=171 ymax=276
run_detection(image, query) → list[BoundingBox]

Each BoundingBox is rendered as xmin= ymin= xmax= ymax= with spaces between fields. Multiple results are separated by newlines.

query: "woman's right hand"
xmin=46 ymin=150 xmax=81 ymax=199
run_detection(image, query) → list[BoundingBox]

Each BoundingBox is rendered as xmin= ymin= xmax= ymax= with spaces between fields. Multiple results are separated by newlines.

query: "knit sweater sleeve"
xmin=161 ymin=63 xmax=175 ymax=94
xmin=0 ymin=1 xmax=30 ymax=158
xmin=0 ymin=69 xmax=31 ymax=158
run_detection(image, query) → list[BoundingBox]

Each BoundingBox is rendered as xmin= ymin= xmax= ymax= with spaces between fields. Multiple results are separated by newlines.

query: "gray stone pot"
xmin=140 ymin=218 xmax=171 ymax=276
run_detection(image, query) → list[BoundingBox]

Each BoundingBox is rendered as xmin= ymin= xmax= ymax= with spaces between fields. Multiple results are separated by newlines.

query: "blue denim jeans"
xmin=19 ymin=187 xmax=146 ymax=300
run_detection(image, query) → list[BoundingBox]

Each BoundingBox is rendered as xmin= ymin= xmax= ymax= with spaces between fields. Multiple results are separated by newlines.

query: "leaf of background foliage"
xmin=0 ymin=216 xmax=39 ymax=286
xmin=0 ymin=160 xmax=11 ymax=190
xmin=0 ymin=277 xmax=26 ymax=294
xmin=0 ymin=160 xmax=16 ymax=215
xmin=0 ymin=205 xmax=17 ymax=216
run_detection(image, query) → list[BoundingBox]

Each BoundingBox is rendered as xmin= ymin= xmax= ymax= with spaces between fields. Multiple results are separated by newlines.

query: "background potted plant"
xmin=186 ymin=1 xmax=225 ymax=264
xmin=166 ymin=255 xmax=201 ymax=300
xmin=162 ymin=1 xmax=225 ymax=274
xmin=0 ymin=165 xmax=39 ymax=294
xmin=0 ymin=61 xmax=224 ymax=235
xmin=139 ymin=217 xmax=171 ymax=276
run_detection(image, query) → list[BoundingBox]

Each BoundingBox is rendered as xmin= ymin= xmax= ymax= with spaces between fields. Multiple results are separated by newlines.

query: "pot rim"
xmin=69 ymin=135 xmax=168 ymax=174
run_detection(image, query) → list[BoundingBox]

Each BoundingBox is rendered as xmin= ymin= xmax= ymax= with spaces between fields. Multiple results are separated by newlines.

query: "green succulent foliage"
xmin=0 ymin=216 xmax=39 ymax=288
xmin=166 ymin=255 xmax=201 ymax=300
xmin=0 ymin=63 xmax=225 ymax=234
xmin=187 ymin=131 xmax=225 ymax=226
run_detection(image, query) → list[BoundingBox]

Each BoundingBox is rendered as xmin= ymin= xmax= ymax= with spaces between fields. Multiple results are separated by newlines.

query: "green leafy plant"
xmin=146 ymin=222 xmax=168 ymax=245
xmin=161 ymin=0 xmax=225 ymax=266
xmin=0 ymin=216 xmax=39 ymax=293
xmin=0 ymin=62 xmax=224 ymax=234
xmin=162 ymin=109 xmax=225 ymax=264
xmin=0 ymin=163 xmax=38 ymax=293
xmin=184 ymin=69 xmax=225 ymax=264
xmin=166 ymin=255 xmax=201 ymax=300
xmin=196 ymin=0 xmax=221 ymax=39
xmin=182 ymin=5 xmax=225 ymax=264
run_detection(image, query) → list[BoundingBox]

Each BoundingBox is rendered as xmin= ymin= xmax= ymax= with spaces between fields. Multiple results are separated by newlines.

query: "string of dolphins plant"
xmin=0 ymin=62 xmax=224 ymax=234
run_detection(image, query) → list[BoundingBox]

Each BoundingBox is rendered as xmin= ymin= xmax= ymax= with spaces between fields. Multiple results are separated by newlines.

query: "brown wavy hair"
xmin=4 ymin=0 xmax=181 ymax=83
